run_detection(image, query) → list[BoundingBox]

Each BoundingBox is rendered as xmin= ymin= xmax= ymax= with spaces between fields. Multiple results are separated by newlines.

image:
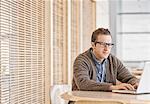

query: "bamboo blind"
xmin=71 ymin=0 xmax=80 ymax=62
xmin=0 ymin=0 xmax=46 ymax=104
xmin=52 ymin=0 xmax=68 ymax=84
xmin=70 ymin=0 xmax=80 ymax=80
xmin=82 ymin=0 xmax=96 ymax=51
xmin=51 ymin=0 xmax=96 ymax=85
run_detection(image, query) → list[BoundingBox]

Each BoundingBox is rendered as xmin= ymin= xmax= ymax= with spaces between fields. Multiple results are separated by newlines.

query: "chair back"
xmin=50 ymin=84 xmax=71 ymax=104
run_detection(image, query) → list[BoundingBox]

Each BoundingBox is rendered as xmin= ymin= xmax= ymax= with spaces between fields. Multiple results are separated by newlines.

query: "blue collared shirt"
xmin=91 ymin=50 xmax=107 ymax=82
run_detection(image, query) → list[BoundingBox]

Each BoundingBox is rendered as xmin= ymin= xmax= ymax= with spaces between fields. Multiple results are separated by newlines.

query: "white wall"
xmin=96 ymin=0 xmax=110 ymax=29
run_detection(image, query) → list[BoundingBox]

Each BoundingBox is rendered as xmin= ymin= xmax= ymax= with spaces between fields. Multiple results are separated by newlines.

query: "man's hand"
xmin=109 ymin=83 xmax=135 ymax=90
xmin=133 ymin=82 xmax=139 ymax=89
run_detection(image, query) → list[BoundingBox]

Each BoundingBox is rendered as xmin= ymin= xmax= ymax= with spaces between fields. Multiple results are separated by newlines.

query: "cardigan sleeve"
xmin=113 ymin=56 xmax=139 ymax=85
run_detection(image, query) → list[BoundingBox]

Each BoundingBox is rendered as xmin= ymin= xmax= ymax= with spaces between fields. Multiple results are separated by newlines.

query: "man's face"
xmin=92 ymin=34 xmax=113 ymax=61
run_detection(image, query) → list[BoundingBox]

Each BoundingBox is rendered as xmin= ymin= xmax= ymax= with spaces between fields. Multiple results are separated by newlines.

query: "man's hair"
xmin=91 ymin=28 xmax=111 ymax=42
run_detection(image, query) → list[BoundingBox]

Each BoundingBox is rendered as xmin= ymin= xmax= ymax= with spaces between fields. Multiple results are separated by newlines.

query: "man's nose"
xmin=104 ymin=44 xmax=109 ymax=48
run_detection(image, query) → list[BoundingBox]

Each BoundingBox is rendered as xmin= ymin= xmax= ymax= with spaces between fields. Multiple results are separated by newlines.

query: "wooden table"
xmin=61 ymin=91 xmax=150 ymax=104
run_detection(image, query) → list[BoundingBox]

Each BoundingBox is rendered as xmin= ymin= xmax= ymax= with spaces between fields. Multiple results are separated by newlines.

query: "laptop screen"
xmin=137 ymin=62 xmax=150 ymax=93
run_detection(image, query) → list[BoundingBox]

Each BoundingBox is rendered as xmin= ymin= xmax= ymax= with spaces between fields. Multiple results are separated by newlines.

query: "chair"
xmin=50 ymin=84 xmax=71 ymax=104
xmin=74 ymin=100 xmax=126 ymax=104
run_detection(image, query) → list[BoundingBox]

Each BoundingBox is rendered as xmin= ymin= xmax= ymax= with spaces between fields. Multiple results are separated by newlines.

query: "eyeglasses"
xmin=95 ymin=41 xmax=114 ymax=48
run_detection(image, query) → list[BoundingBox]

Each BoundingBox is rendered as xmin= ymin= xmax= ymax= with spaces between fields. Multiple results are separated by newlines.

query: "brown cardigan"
xmin=72 ymin=48 xmax=139 ymax=91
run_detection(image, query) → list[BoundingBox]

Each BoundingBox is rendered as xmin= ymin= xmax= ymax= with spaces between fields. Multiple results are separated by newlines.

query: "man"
xmin=72 ymin=28 xmax=139 ymax=91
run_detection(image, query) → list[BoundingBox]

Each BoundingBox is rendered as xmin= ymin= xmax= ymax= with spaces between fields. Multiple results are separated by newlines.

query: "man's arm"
xmin=113 ymin=57 xmax=139 ymax=85
xmin=112 ymin=56 xmax=139 ymax=89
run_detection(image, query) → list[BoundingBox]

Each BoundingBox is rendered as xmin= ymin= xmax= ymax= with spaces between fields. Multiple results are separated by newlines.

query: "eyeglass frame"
xmin=94 ymin=41 xmax=114 ymax=48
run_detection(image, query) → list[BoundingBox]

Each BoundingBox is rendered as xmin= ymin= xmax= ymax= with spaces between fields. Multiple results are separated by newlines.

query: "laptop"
xmin=112 ymin=62 xmax=150 ymax=94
